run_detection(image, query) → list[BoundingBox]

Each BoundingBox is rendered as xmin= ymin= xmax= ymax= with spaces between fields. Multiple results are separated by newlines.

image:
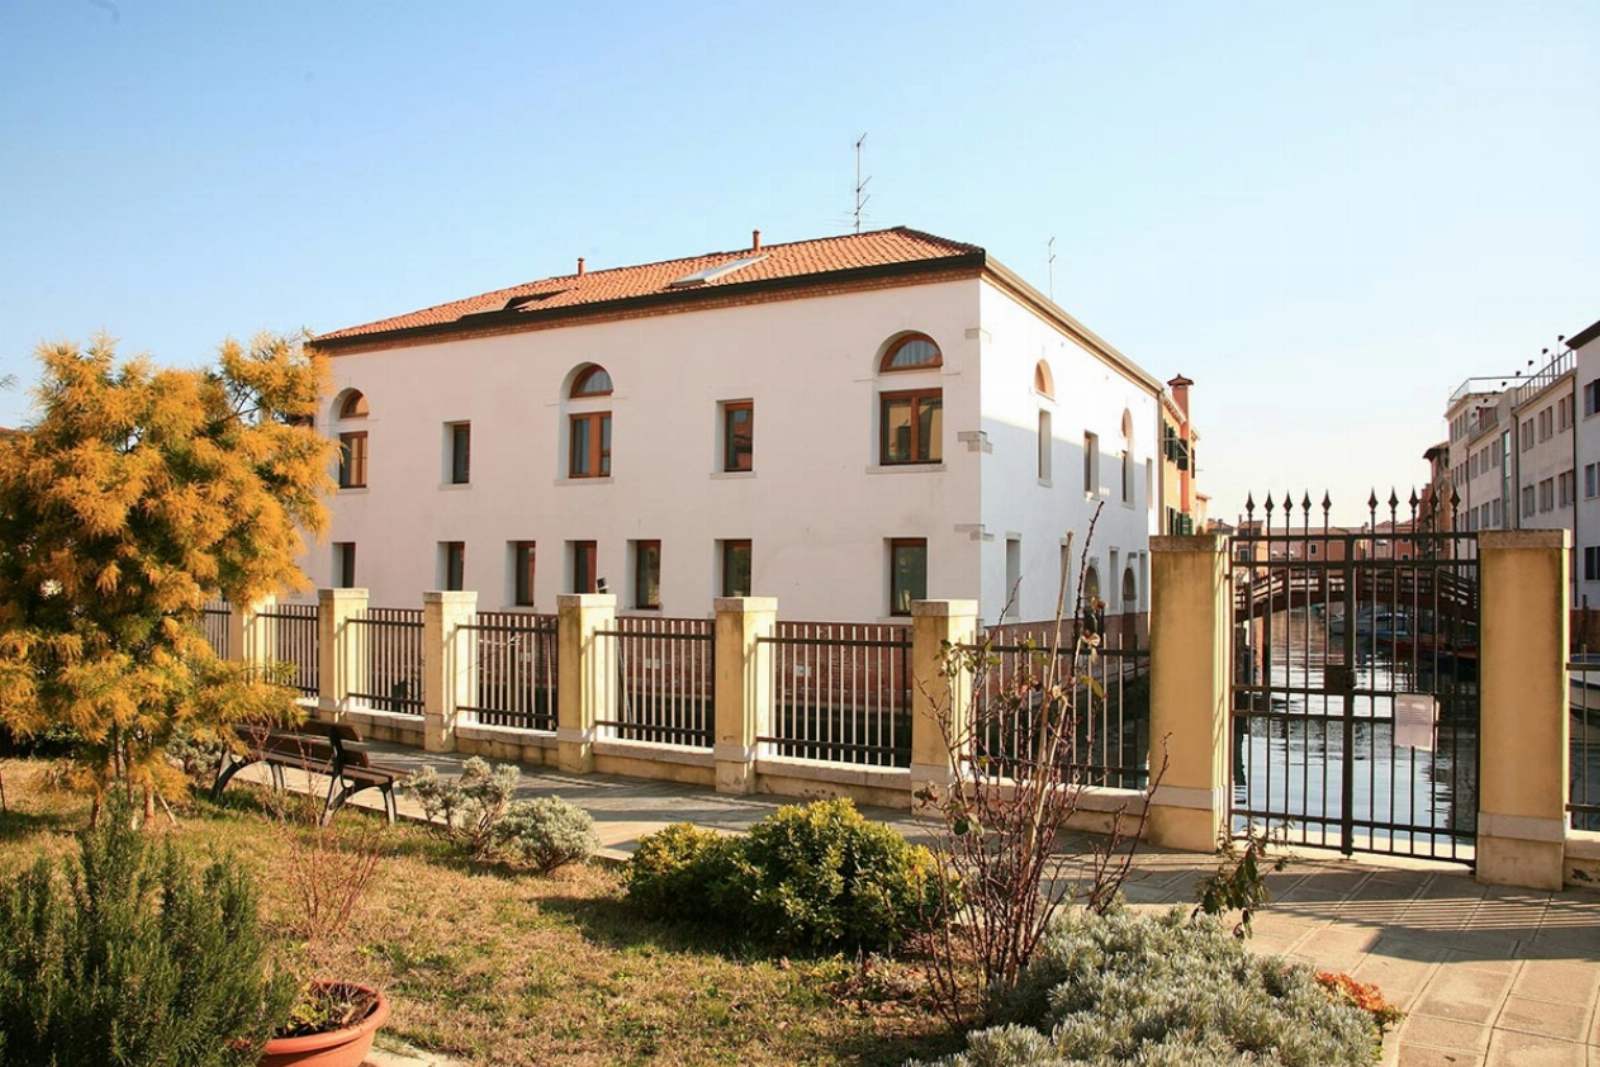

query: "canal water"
xmin=1232 ymin=610 xmax=1479 ymax=859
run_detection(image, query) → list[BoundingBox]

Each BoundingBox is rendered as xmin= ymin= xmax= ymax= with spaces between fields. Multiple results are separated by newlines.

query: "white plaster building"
xmin=306 ymin=227 xmax=1190 ymax=624
xmin=1571 ymin=318 xmax=1600 ymax=610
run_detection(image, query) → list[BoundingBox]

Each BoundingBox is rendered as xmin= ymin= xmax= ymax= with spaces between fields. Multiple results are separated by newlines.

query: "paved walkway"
xmin=250 ymin=742 xmax=1600 ymax=1066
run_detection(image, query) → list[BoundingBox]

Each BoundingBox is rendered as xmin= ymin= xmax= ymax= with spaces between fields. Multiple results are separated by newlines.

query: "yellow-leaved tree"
xmin=0 ymin=334 xmax=331 ymax=816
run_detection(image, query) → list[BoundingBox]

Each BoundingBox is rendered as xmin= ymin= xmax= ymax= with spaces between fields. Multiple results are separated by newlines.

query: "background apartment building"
xmin=305 ymin=227 xmax=1200 ymax=625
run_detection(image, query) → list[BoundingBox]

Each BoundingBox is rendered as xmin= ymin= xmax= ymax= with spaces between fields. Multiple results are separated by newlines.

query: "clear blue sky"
xmin=2 ymin=0 xmax=1596 ymax=522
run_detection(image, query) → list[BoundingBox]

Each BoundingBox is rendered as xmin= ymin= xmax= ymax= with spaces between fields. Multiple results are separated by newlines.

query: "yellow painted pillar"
xmin=713 ymin=596 xmax=778 ymax=794
xmin=317 ymin=587 xmax=368 ymax=719
xmin=1477 ymin=530 xmax=1569 ymax=890
xmin=227 ymin=594 xmax=277 ymax=679
xmin=1146 ymin=534 xmax=1230 ymax=852
xmin=908 ymin=599 xmax=979 ymax=793
xmin=423 ymin=590 xmax=477 ymax=754
xmin=557 ymin=593 xmax=616 ymax=774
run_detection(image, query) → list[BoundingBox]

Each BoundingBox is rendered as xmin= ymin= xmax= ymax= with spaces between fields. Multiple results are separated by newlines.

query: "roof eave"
xmin=1567 ymin=316 xmax=1600 ymax=352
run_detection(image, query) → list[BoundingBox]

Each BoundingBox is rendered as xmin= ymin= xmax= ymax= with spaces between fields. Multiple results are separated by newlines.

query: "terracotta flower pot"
xmin=258 ymin=981 xmax=390 ymax=1067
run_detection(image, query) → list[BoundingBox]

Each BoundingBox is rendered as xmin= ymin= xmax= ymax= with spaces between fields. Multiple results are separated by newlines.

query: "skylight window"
xmin=666 ymin=254 xmax=768 ymax=289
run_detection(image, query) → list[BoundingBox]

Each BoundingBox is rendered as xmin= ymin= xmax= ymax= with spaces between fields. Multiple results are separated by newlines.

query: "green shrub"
xmin=626 ymin=799 xmax=941 ymax=952
xmin=492 ymin=796 xmax=598 ymax=873
xmin=625 ymin=823 xmax=741 ymax=921
xmin=0 ymin=794 xmax=295 ymax=1066
xmin=911 ymin=907 xmax=1379 ymax=1067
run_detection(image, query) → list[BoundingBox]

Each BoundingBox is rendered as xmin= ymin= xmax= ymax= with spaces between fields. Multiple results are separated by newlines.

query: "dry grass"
xmin=0 ymin=759 xmax=955 ymax=1066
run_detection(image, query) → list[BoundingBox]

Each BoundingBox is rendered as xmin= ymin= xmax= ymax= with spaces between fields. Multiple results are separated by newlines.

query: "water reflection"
xmin=1233 ymin=610 xmax=1478 ymax=859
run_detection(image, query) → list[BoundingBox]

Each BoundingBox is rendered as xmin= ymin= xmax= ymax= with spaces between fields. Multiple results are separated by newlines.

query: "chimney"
xmin=1167 ymin=374 xmax=1194 ymax=419
xmin=752 ymin=229 xmax=761 ymax=251
xmin=577 ymin=257 xmax=586 ymax=277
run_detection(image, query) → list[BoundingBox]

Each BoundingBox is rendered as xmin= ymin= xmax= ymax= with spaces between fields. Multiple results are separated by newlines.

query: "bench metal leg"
xmin=210 ymin=755 xmax=257 ymax=801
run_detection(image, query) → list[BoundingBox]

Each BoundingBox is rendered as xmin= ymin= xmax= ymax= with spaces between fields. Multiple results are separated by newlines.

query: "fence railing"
xmin=599 ymin=616 xmax=715 ymax=748
xmin=348 ymin=607 xmax=424 ymax=715
xmin=967 ymin=629 xmax=1151 ymax=790
xmin=1571 ymin=656 xmax=1600 ymax=831
xmin=260 ymin=602 xmax=319 ymax=697
xmin=460 ymin=611 xmax=558 ymax=732
xmin=758 ymin=621 xmax=912 ymax=768
xmin=201 ymin=600 xmax=231 ymax=659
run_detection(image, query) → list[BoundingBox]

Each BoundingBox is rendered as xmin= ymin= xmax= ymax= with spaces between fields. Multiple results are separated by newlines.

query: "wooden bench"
xmin=211 ymin=719 xmax=402 ymax=825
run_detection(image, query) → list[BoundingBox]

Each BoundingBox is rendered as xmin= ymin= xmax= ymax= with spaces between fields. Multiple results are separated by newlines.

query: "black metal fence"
xmin=260 ymin=602 xmax=319 ymax=697
xmin=201 ymin=600 xmax=231 ymax=659
xmin=600 ymin=616 xmax=715 ymax=748
xmin=1230 ymin=490 xmax=1479 ymax=863
xmin=460 ymin=611 xmax=559 ymax=732
xmin=1571 ymin=656 xmax=1600 ymax=831
xmin=968 ymin=625 xmax=1150 ymax=790
xmin=758 ymin=621 xmax=912 ymax=768
xmin=348 ymin=607 xmax=425 ymax=715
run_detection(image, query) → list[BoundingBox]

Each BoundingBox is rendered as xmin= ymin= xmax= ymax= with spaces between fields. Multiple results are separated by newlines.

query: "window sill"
xmin=710 ymin=470 xmax=756 ymax=480
xmin=866 ymin=463 xmax=945 ymax=475
xmin=438 ymin=482 xmax=472 ymax=491
xmin=338 ymin=486 xmax=370 ymax=495
xmin=1037 ymin=478 xmax=1052 ymax=488
xmin=555 ymin=477 xmax=614 ymax=486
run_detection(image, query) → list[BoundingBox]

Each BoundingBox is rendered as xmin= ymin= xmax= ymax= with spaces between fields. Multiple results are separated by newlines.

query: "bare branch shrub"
xmin=913 ymin=504 xmax=1170 ymax=1024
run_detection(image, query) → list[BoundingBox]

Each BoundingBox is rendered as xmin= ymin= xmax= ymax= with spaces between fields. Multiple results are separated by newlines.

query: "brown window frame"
xmin=568 ymin=411 xmax=612 ymax=478
xmin=722 ymin=401 xmax=754 ymax=472
xmin=512 ymin=541 xmax=536 ymax=607
xmin=338 ymin=391 xmax=369 ymax=419
xmin=879 ymin=388 xmax=943 ymax=466
xmin=449 ymin=422 xmax=471 ymax=484
xmin=570 ymin=364 xmax=614 ymax=398
xmin=721 ymin=539 xmax=752 ymax=598
xmin=633 ymin=539 xmax=662 ymax=610
xmin=440 ymin=541 xmax=465 ymax=591
xmin=334 ymin=542 xmax=356 ymax=588
xmin=888 ymin=537 xmax=927 ymax=617
xmin=338 ymin=431 xmax=368 ymax=489
xmin=571 ymin=540 xmax=598 ymax=594
xmin=878 ymin=333 xmax=943 ymax=373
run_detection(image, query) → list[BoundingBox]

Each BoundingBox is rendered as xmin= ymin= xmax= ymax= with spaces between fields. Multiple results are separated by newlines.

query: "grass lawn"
xmin=0 ymin=759 xmax=957 ymax=1067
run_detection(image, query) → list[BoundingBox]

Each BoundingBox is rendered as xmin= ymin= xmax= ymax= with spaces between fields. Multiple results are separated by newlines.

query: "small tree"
xmin=914 ymin=504 xmax=1169 ymax=1023
xmin=0 ymin=334 xmax=331 ymax=814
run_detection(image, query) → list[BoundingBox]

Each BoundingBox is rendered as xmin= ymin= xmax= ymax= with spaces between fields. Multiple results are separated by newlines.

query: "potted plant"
xmin=258 ymin=787 xmax=391 ymax=1067
xmin=259 ymin=980 xmax=391 ymax=1067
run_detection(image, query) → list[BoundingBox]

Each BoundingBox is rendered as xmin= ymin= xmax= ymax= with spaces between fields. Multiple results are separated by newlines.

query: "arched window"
xmin=570 ymin=364 xmax=613 ymax=398
xmin=1034 ymin=360 xmax=1054 ymax=398
xmin=1082 ymin=563 xmax=1104 ymax=635
xmin=1121 ymin=567 xmax=1136 ymax=607
xmin=333 ymin=390 xmax=368 ymax=489
xmin=337 ymin=390 xmax=368 ymax=419
xmin=879 ymin=333 xmax=942 ymax=372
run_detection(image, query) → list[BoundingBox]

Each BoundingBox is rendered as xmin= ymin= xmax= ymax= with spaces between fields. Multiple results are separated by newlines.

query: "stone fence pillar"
xmin=909 ymin=599 xmax=979 ymax=794
xmin=1146 ymin=535 xmax=1230 ymax=851
xmin=1478 ymin=530 xmax=1569 ymax=890
xmin=713 ymin=597 xmax=777 ymax=794
xmin=227 ymin=594 xmax=277 ymax=679
xmin=317 ymin=587 xmax=369 ymax=718
xmin=557 ymin=593 xmax=616 ymax=774
xmin=423 ymin=590 xmax=477 ymax=754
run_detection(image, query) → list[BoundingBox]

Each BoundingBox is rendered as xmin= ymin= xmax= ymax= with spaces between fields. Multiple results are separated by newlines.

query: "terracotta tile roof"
xmin=315 ymin=226 xmax=984 ymax=345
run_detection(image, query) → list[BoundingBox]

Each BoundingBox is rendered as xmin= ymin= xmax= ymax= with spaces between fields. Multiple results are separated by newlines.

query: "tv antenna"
xmin=852 ymin=132 xmax=871 ymax=233
xmin=1047 ymin=236 xmax=1057 ymax=300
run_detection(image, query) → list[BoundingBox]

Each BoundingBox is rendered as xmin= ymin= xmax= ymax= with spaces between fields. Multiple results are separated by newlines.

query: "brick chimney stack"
xmin=577 ymin=257 xmax=585 ymax=277
xmin=1167 ymin=374 xmax=1194 ymax=419
xmin=752 ymin=229 xmax=761 ymax=251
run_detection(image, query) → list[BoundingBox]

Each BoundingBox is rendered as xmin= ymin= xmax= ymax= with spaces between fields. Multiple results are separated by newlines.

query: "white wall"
xmin=310 ymin=280 xmax=985 ymax=619
xmin=974 ymin=281 xmax=1160 ymax=625
xmin=1578 ymin=341 xmax=1600 ymax=609
xmin=1513 ymin=377 xmax=1576 ymax=535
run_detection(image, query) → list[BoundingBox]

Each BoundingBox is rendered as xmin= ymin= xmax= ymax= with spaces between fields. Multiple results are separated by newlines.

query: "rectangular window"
xmin=338 ymin=431 xmax=368 ymax=489
xmin=720 ymin=539 xmax=752 ymax=598
xmin=1587 ymin=380 xmax=1600 ymax=417
xmin=1588 ymin=546 xmax=1600 ymax=582
xmin=448 ymin=422 xmax=471 ymax=484
xmin=334 ymin=542 xmax=356 ymax=588
xmin=571 ymin=540 xmax=598 ymax=594
xmin=440 ymin=541 xmax=465 ymax=591
xmin=1540 ymin=477 xmax=1554 ymax=512
xmin=1005 ymin=537 xmax=1022 ymax=620
xmin=1587 ymin=463 xmax=1598 ymax=499
xmin=1493 ymin=498 xmax=1503 ymax=527
xmin=889 ymin=538 xmax=927 ymax=616
xmin=1523 ymin=485 xmax=1536 ymax=517
xmin=1145 ymin=459 xmax=1153 ymax=510
xmin=1522 ymin=421 xmax=1534 ymax=451
xmin=1037 ymin=411 xmax=1052 ymax=481
xmin=512 ymin=541 xmax=536 ymax=607
xmin=879 ymin=389 xmax=942 ymax=465
xmin=1122 ymin=449 xmax=1133 ymax=503
xmin=1561 ymin=469 xmax=1575 ymax=508
xmin=569 ymin=412 xmax=612 ymax=478
xmin=1083 ymin=432 xmax=1099 ymax=495
xmin=722 ymin=401 xmax=753 ymax=472
xmin=633 ymin=540 xmax=661 ymax=610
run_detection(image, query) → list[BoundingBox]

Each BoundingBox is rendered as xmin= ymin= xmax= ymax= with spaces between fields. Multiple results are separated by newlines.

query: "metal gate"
xmin=1230 ymin=490 xmax=1479 ymax=863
